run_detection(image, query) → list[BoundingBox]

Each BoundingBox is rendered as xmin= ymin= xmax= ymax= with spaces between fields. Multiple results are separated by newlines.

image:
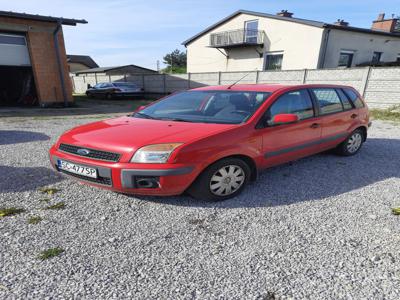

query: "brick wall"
xmin=0 ymin=16 xmax=73 ymax=105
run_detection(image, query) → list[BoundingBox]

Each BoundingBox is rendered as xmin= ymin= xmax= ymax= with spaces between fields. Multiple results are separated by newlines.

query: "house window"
xmin=338 ymin=51 xmax=354 ymax=67
xmin=244 ymin=20 xmax=258 ymax=43
xmin=372 ymin=52 xmax=382 ymax=63
xmin=0 ymin=34 xmax=26 ymax=46
xmin=265 ymin=53 xmax=283 ymax=70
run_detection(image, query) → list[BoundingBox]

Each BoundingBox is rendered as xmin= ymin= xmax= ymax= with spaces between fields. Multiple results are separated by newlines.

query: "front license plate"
xmin=57 ymin=160 xmax=97 ymax=178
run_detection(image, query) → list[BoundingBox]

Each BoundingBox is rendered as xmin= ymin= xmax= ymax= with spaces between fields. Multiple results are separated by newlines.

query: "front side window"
xmin=338 ymin=51 xmax=354 ymax=67
xmin=265 ymin=53 xmax=283 ymax=70
xmin=134 ymin=90 xmax=271 ymax=124
xmin=343 ymin=88 xmax=364 ymax=108
xmin=372 ymin=52 xmax=382 ymax=63
xmin=266 ymin=89 xmax=314 ymax=125
xmin=311 ymin=88 xmax=343 ymax=115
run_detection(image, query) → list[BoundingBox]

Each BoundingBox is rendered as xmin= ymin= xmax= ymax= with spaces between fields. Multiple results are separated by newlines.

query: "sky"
xmin=1 ymin=0 xmax=399 ymax=70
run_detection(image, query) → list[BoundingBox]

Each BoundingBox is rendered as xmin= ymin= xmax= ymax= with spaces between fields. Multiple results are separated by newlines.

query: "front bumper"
xmin=49 ymin=145 xmax=197 ymax=196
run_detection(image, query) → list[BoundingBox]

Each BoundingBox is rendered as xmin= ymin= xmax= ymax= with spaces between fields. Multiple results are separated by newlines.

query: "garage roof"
xmin=67 ymin=55 xmax=99 ymax=69
xmin=182 ymin=9 xmax=400 ymax=46
xmin=0 ymin=10 xmax=87 ymax=26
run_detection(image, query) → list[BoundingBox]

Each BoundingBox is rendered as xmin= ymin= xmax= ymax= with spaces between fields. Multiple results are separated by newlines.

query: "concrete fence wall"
xmin=71 ymin=66 xmax=400 ymax=108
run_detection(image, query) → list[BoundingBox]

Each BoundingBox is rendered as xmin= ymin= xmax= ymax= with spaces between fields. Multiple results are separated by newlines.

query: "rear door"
xmin=309 ymin=87 xmax=358 ymax=147
xmin=259 ymin=89 xmax=322 ymax=168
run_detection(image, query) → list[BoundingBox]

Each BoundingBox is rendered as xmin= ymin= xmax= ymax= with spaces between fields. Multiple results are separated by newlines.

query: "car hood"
xmin=58 ymin=116 xmax=236 ymax=155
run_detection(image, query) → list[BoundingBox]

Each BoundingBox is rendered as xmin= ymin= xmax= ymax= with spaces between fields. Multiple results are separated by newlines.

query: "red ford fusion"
xmin=49 ymin=84 xmax=370 ymax=201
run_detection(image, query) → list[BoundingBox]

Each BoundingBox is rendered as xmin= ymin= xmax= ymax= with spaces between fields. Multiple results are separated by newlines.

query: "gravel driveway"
xmin=1 ymin=115 xmax=400 ymax=299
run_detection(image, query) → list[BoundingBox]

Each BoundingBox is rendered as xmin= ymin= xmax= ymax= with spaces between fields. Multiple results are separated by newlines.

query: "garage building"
xmin=0 ymin=11 xmax=87 ymax=107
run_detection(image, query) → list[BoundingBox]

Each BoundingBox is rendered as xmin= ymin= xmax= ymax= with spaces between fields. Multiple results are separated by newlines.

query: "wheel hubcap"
xmin=347 ymin=133 xmax=362 ymax=153
xmin=210 ymin=165 xmax=245 ymax=196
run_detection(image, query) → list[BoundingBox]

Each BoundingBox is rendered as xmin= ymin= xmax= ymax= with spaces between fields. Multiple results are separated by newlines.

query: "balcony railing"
xmin=210 ymin=29 xmax=265 ymax=48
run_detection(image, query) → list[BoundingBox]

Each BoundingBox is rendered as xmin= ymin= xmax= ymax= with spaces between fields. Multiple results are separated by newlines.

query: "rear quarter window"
xmin=343 ymin=88 xmax=364 ymax=108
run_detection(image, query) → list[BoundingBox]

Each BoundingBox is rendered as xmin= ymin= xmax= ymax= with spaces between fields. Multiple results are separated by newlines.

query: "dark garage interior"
xmin=0 ymin=66 xmax=38 ymax=106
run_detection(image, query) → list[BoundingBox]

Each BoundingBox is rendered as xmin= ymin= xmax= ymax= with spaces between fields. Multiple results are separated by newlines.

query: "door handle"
xmin=351 ymin=114 xmax=358 ymax=119
xmin=310 ymin=123 xmax=320 ymax=129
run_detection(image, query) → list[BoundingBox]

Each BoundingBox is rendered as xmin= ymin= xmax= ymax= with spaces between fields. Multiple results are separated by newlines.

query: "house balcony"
xmin=209 ymin=29 xmax=265 ymax=48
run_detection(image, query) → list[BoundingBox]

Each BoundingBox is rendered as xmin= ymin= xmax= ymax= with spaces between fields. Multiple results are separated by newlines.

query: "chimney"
xmin=371 ymin=12 xmax=399 ymax=32
xmin=276 ymin=10 xmax=293 ymax=18
xmin=334 ymin=19 xmax=349 ymax=26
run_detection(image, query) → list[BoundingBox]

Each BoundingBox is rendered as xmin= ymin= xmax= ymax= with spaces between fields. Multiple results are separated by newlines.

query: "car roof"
xmin=191 ymin=84 xmax=354 ymax=93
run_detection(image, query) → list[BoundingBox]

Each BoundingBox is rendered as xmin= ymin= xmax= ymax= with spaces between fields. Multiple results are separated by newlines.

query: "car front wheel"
xmin=336 ymin=129 xmax=365 ymax=156
xmin=187 ymin=158 xmax=251 ymax=201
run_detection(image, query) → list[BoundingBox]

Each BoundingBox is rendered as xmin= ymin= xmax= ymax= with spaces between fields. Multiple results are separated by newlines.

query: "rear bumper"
xmin=49 ymin=145 xmax=198 ymax=196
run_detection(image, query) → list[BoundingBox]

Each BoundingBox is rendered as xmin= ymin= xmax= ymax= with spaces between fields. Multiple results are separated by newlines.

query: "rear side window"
xmin=267 ymin=89 xmax=314 ymax=123
xmin=311 ymin=88 xmax=343 ymax=115
xmin=336 ymin=89 xmax=353 ymax=110
xmin=343 ymin=88 xmax=364 ymax=108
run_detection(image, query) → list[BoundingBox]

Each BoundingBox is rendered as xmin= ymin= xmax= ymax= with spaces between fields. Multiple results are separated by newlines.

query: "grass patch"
xmin=392 ymin=207 xmax=400 ymax=215
xmin=370 ymin=106 xmax=400 ymax=122
xmin=45 ymin=202 xmax=65 ymax=210
xmin=0 ymin=207 xmax=25 ymax=218
xmin=39 ymin=187 xmax=60 ymax=195
xmin=39 ymin=198 xmax=51 ymax=203
xmin=38 ymin=247 xmax=64 ymax=260
xmin=28 ymin=216 xmax=43 ymax=224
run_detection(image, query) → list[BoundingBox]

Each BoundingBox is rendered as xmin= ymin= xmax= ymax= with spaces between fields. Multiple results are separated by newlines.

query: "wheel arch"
xmin=203 ymin=154 xmax=258 ymax=182
xmin=355 ymin=125 xmax=368 ymax=142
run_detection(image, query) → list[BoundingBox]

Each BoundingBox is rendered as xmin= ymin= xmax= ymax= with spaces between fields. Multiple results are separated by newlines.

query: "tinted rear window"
xmin=343 ymin=88 xmax=364 ymax=108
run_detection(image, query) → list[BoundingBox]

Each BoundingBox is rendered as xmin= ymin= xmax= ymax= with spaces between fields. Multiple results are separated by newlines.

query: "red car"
xmin=49 ymin=84 xmax=370 ymax=201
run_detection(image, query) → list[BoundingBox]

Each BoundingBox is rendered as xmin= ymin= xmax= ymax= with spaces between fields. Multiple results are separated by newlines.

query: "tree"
xmin=162 ymin=49 xmax=187 ymax=73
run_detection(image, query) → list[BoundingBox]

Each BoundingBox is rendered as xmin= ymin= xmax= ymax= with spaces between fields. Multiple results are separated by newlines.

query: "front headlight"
xmin=131 ymin=143 xmax=183 ymax=163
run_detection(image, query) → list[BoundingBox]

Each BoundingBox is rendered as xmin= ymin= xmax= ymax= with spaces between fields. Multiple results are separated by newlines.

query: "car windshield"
xmin=114 ymin=82 xmax=137 ymax=88
xmin=133 ymin=90 xmax=272 ymax=124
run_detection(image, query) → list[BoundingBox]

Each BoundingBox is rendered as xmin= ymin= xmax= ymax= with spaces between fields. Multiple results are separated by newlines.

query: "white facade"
xmin=322 ymin=29 xmax=400 ymax=68
xmin=184 ymin=11 xmax=400 ymax=73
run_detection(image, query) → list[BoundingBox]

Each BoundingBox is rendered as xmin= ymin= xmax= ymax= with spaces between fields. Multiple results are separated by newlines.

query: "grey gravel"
xmin=1 ymin=115 xmax=400 ymax=299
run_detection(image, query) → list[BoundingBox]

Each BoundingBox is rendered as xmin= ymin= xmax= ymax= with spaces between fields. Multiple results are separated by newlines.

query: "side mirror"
xmin=87 ymin=84 xmax=92 ymax=89
xmin=135 ymin=105 xmax=147 ymax=112
xmin=272 ymin=113 xmax=299 ymax=125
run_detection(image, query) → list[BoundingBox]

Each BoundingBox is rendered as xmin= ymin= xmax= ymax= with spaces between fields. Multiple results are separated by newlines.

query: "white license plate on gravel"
xmin=57 ymin=160 xmax=97 ymax=178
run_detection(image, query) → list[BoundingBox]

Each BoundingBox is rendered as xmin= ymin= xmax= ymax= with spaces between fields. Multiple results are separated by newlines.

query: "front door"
xmin=258 ymin=89 xmax=322 ymax=168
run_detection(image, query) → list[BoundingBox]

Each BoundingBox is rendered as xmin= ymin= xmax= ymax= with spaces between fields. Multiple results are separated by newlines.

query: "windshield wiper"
xmin=134 ymin=112 xmax=156 ymax=119
xmin=158 ymin=117 xmax=194 ymax=122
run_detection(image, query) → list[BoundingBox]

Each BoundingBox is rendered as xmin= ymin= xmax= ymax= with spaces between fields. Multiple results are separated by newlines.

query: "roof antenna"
xmin=227 ymin=69 xmax=258 ymax=89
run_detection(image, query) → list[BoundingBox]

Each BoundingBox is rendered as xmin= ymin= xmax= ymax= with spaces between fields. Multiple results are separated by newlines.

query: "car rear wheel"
xmin=105 ymin=93 xmax=113 ymax=100
xmin=336 ymin=129 xmax=365 ymax=156
xmin=187 ymin=158 xmax=251 ymax=201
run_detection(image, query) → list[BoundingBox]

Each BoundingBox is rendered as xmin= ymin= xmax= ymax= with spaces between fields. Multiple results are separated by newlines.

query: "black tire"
xmin=86 ymin=92 xmax=93 ymax=98
xmin=187 ymin=158 xmax=251 ymax=201
xmin=105 ymin=93 xmax=113 ymax=100
xmin=335 ymin=129 xmax=365 ymax=156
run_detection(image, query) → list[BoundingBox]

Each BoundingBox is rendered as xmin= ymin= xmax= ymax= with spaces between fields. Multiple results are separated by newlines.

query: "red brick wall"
xmin=0 ymin=16 xmax=73 ymax=105
xmin=371 ymin=19 xmax=398 ymax=33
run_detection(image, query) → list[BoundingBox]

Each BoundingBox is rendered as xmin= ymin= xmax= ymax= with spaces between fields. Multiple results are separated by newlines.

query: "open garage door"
xmin=0 ymin=33 xmax=38 ymax=106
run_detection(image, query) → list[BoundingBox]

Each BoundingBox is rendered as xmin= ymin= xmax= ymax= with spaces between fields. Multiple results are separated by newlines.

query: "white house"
xmin=183 ymin=10 xmax=400 ymax=73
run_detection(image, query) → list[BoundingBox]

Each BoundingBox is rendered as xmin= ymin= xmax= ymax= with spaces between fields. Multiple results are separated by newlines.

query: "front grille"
xmin=59 ymin=169 xmax=112 ymax=186
xmin=59 ymin=144 xmax=121 ymax=162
